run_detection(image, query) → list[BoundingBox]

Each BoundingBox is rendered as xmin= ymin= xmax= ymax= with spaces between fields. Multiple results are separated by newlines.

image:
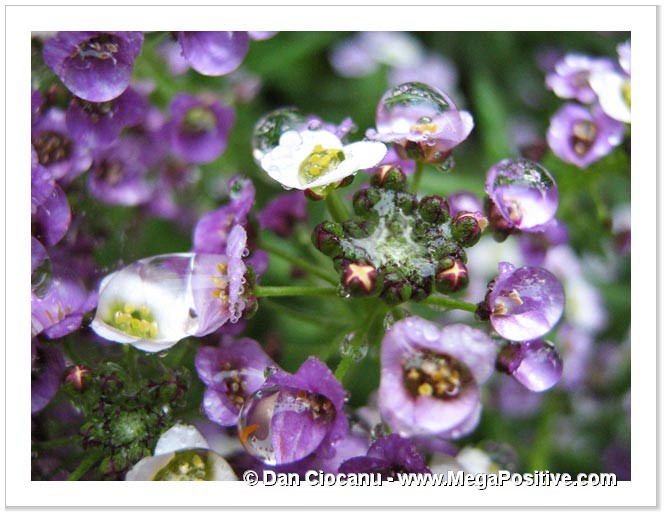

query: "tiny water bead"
xmin=497 ymin=340 xmax=563 ymax=392
xmin=339 ymin=332 xmax=369 ymax=362
xmin=485 ymin=158 xmax=558 ymax=231
xmin=237 ymin=385 xmax=337 ymax=465
xmin=312 ymin=165 xmax=484 ymax=304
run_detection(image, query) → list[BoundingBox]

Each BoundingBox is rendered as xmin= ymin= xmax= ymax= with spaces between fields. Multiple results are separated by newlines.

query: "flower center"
xmin=410 ymin=116 xmax=438 ymax=135
xmin=622 ymin=80 xmax=631 ymax=108
xmin=210 ymin=262 xmax=230 ymax=307
xmin=95 ymin=159 xmax=125 ymax=185
xmin=76 ymin=97 xmax=114 ymax=122
xmin=571 ymin=120 xmax=598 ymax=156
xmin=33 ymin=131 xmax=73 ymax=166
xmin=108 ymin=302 xmax=159 ymax=339
xmin=214 ymin=361 xmax=250 ymax=408
xmin=153 ymin=450 xmax=208 ymax=481
xmin=493 ymin=288 xmax=524 ymax=315
xmin=298 ymin=144 xmax=346 ymax=185
xmin=402 ymin=350 xmax=470 ymax=399
xmin=77 ymin=35 xmax=119 ymax=62
xmin=183 ymin=106 xmax=217 ymax=135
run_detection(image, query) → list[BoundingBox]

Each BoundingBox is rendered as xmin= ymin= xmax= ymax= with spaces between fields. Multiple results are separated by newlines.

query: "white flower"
xmin=126 ymin=424 xmax=238 ymax=481
xmin=589 ymin=70 xmax=631 ymax=124
xmin=260 ymin=129 xmax=387 ymax=190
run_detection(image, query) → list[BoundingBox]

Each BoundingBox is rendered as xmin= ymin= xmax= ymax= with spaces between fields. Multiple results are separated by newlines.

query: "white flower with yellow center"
xmin=260 ymin=129 xmax=387 ymax=191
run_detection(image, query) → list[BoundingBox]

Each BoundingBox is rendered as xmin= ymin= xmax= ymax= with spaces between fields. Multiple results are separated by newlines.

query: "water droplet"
xmin=263 ymin=365 xmax=279 ymax=379
xmin=510 ymin=339 xmax=563 ymax=392
xmin=434 ymin=155 xmax=455 ymax=173
xmin=339 ymin=332 xmax=368 ymax=362
xmin=251 ymin=107 xmax=307 ymax=164
xmin=237 ymin=385 xmax=336 ymax=465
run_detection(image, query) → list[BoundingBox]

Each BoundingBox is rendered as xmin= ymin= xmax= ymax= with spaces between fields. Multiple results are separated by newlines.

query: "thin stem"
xmin=325 ymin=189 xmax=349 ymax=223
xmin=32 ymin=435 xmax=80 ymax=452
xmin=259 ymin=239 xmax=338 ymax=285
xmin=422 ymin=294 xmax=478 ymax=313
xmin=335 ymin=303 xmax=385 ymax=381
xmin=255 ymin=285 xmax=338 ymax=298
xmin=410 ymin=161 xmax=426 ymax=193
xmin=66 ymin=450 xmax=102 ymax=481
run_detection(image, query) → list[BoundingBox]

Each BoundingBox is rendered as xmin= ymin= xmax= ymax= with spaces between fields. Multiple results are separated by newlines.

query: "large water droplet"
xmin=237 ymin=385 xmax=337 ymax=465
xmin=252 ymin=107 xmax=306 ymax=164
xmin=339 ymin=332 xmax=368 ymax=362
xmin=486 ymin=158 xmax=558 ymax=230
xmin=507 ymin=339 xmax=563 ymax=392
xmin=376 ymin=82 xmax=455 ymax=136
xmin=31 ymin=254 xmax=53 ymax=299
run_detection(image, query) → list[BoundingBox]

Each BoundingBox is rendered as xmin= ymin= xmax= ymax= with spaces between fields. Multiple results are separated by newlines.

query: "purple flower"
xmin=338 ymin=434 xmax=430 ymax=478
xmin=617 ymin=40 xmax=630 ymax=76
xmin=485 ymin=158 xmax=558 ymax=232
xmin=257 ymin=191 xmax=307 ymax=238
xmin=87 ymin=135 xmax=154 ymax=206
xmin=43 ymin=32 xmax=144 ymax=102
xmin=196 ymin=337 xmax=277 ymax=426
xmin=32 ymin=338 xmax=65 ymax=414
xmin=238 ymin=357 xmax=347 ymax=466
xmin=32 ymin=183 xmax=71 ymax=248
xmin=447 ymin=191 xmax=483 ymax=217
xmin=31 ymin=236 xmax=48 ymax=276
xmin=177 ymin=32 xmax=249 ymax=76
xmin=167 ymin=93 xmax=235 ymax=164
xmin=378 ymin=317 xmax=496 ymax=439
xmin=491 ymin=375 xmax=544 ymax=418
xmin=388 ymin=53 xmax=459 ymax=99
xmin=157 ymin=38 xmax=190 ymax=76
xmin=92 ymin=226 xmax=249 ymax=352
xmin=193 ymin=177 xmax=255 ymax=253
xmin=65 ymin=86 xmax=147 ymax=149
xmin=518 ymin=219 xmax=569 ymax=266
xmin=496 ymin=339 xmax=563 ymax=392
xmin=547 ymin=103 xmax=625 ymax=168
xmin=545 ymin=54 xmax=615 ymax=103
xmin=485 ymin=262 xmax=565 ymax=342
xmin=371 ymin=82 xmax=473 ymax=163
xmin=31 ymin=267 xmax=96 ymax=339
xmin=31 ymin=145 xmax=55 ymax=216
xmin=32 ymin=108 xmax=92 ymax=182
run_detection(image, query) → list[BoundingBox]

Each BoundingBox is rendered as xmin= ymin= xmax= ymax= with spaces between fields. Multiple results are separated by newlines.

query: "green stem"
xmin=265 ymin=300 xmax=346 ymax=328
xmin=259 ymin=239 xmax=337 ymax=285
xmin=325 ymin=189 xmax=349 ymax=223
xmin=422 ymin=295 xmax=478 ymax=313
xmin=411 ymin=161 xmax=426 ymax=193
xmin=66 ymin=450 xmax=102 ymax=481
xmin=32 ymin=435 xmax=80 ymax=452
xmin=255 ymin=285 xmax=337 ymax=298
xmin=335 ymin=303 xmax=385 ymax=381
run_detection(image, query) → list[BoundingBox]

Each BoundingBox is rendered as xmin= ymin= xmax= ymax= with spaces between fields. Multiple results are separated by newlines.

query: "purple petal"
xmin=178 ymin=32 xmax=249 ymax=76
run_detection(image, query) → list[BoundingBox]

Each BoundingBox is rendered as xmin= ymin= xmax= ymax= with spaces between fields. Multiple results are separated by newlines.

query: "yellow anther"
xmin=124 ymin=303 xmax=136 ymax=314
xmin=140 ymin=319 xmax=151 ymax=333
xmin=411 ymin=123 xmax=437 ymax=133
xmin=319 ymin=155 xmax=332 ymax=168
xmin=210 ymin=276 xmax=227 ymax=288
xmin=149 ymin=322 xmax=159 ymax=338
xmin=216 ymin=263 xmax=228 ymax=274
xmin=493 ymin=303 xmax=509 ymax=315
xmin=407 ymin=368 xmax=420 ymax=380
xmin=418 ymin=383 xmax=434 ymax=396
xmin=191 ymin=454 xmax=205 ymax=468
xmin=131 ymin=318 xmax=142 ymax=331
xmin=509 ymin=289 xmax=524 ymax=305
xmin=422 ymin=361 xmax=437 ymax=375
xmin=139 ymin=304 xmax=151 ymax=317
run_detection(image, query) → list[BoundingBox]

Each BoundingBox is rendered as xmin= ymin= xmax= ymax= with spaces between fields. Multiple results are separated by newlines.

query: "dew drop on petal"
xmin=252 ymin=107 xmax=307 ymax=163
xmin=510 ymin=339 xmax=563 ymax=392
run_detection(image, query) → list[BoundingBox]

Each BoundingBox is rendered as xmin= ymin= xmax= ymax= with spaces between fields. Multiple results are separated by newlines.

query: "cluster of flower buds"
xmin=64 ymin=362 xmax=190 ymax=479
xmin=312 ymin=165 xmax=487 ymax=304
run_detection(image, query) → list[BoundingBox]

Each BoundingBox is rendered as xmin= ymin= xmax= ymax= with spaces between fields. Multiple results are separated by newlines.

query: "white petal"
xmin=125 ymin=454 xmax=174 ymax=480
xmin=589 ymin=71 xmax=631 ymax=123
xmin=306 ymin=141 xmax=387 ymax=189
xmin=155 ymin=424 xmax=210 ymax=456
xmin=207 ymin=453 xmax=239 ymax=480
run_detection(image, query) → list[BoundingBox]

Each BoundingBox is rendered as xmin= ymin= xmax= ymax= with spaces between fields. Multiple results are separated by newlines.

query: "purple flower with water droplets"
xmin=372 ymin=82 xmax=473 ymax=164
xmin=157 ymin=38 xmax=190 ymax=76
xmin=32 ymin=108 xmax=92 ymax=182
xmin=238 ymin=357 xmax=347 ymax=466
xmin=32 ymin=338 xmax=65 ymax=414
xmin=485 ymin=158 xmax=559 ymax=232
xmin=31 ymin=145 xmax=55 ymax=216
xmin=338 ymin=434 xmax=430 ymax=478
xmin=87 ymin=135 xmax=154 ymax=206
xmin=257 ymin=191 xmax=307 ymax=238
xmin=43 ymin=32 xmax=143 ymax=102
xmin=496 ymin=339 xmax=563 ymax=392
xmin=167 ymin=93 xmax=235 ymax=164
xmin=389 ymin=53 xmax=459 ymax=99
xmin=31 ymin=267 xmax=96 ymax=339
xmin=378 ymin=317 xmax=496 ymax=439
xmin=32 ymin=90 xmax=43 ymax=125
xmin=65 ymin=86 xmax=147 ymax=149
xmin=177 ymin=32 xmax=249 ymax=77
xmin=545 ymin=54 xmax=615 ymax=103
xmin=547 ymin=103 xmax=625 ymax=168
xmin=485 ymin=262 xmax=565 ymax=342
xmin=196 ymin=337 xmax=277 ymax=427
xmin=31 ymin=236 xmax=48 ymax=275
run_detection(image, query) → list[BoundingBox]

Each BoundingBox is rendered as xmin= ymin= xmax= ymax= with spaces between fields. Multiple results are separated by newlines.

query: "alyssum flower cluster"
xmin=30 ymin=31 xmax=630 ymax=481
